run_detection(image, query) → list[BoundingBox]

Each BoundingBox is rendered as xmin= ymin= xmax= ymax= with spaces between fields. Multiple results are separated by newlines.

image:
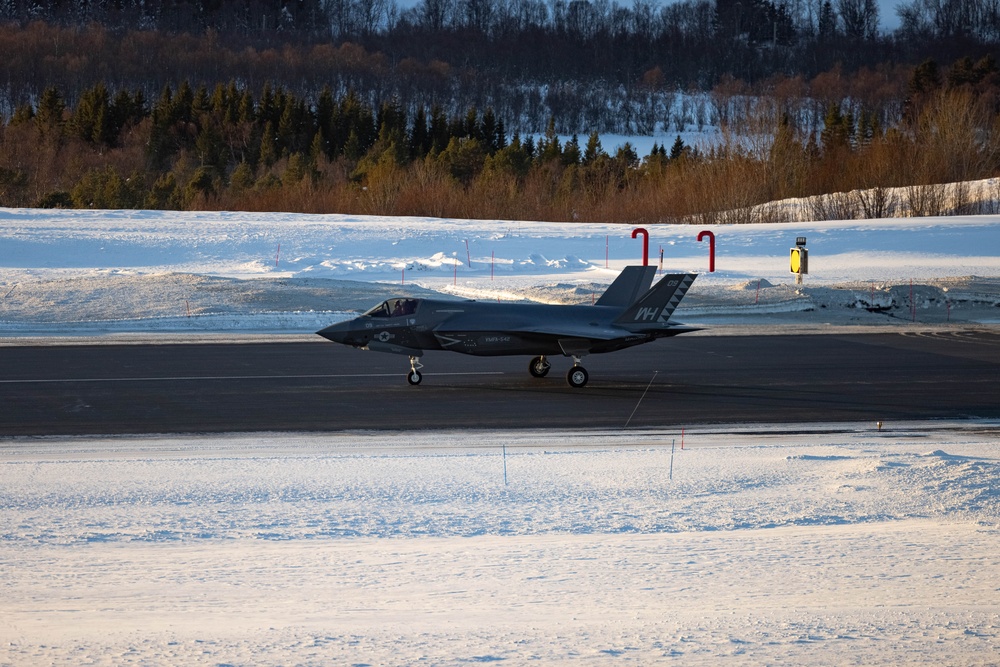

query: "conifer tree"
xmin=259 ymin=120 xmax=278 ymax=167
xmin=563 ymin=134 xmax=581 ymax=166
xmin=428 ymin=105 xmax=450 ymax=154
xmin=34 ymin=87 xmax=65 ymax=142
xmin=537 ymin=117 xmax=561 ymax=162
xmin=820 ymin=103 xmax=853 ymax=152
xmin=237 ymin=89 xmax=256 ymax=124
xmin=409 ymin=106 xmax=430 ymax=159
xmin=583 ymin=131 xmax=604 ymax=165
xmin=480 ymin=107 xmax=499 ymax=153
xmin=72 ymin=83 xmax=112 ymax=145
xmin=316 ymin=86 xmax=335 ymax=155
xmin=669 ymin=135 xmax=687 ymax=160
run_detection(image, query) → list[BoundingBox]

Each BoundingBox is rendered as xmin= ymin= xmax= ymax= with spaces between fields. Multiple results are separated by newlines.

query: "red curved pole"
xmin=698 ymin=230 xmax=715 ymax=272
xmin=632 ymin=227 xmax=649 ymax=266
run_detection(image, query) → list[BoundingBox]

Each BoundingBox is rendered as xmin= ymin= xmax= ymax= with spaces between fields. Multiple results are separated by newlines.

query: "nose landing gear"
xmin=407 ymin=356 xmax=424 ymax=385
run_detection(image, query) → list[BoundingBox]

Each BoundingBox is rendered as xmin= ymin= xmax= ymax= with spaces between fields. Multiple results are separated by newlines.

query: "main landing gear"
xmin=566 ymin=357 xmax=589 ymax=388
xmin=529 ymin=355 xmax=589 ymax=388
xmin=406 ymin=354 xmax=589 ymax=388
xmin=407 ymin=356 xmax=423 ymax=385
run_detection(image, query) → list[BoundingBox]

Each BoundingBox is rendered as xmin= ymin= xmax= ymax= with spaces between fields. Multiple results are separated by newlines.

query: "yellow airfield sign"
xmin=789 ymin=247 xmax=808 ymax=275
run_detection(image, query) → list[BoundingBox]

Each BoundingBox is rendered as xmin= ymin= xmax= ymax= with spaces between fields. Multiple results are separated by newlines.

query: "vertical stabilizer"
xmin=595 ymin=266 xmax=657 ymax=307
xmin=613 ymin=273 xmax=697 ymax=329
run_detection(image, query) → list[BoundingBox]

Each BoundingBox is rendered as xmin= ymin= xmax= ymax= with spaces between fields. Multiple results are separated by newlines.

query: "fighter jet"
xmin=317 ymin=266 xmax=698 ymax=387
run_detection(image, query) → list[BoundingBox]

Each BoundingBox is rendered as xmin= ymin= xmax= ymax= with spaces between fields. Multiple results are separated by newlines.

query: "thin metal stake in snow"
xmin=625 ymin=371 xmax=658 ymax=429
xmin=502 ymin=442 xmax=508 ymax=486
xmin=669 ymin=439 xmax=675 ymax=481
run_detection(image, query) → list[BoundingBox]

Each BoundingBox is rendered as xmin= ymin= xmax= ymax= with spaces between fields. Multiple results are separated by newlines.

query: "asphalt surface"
xmin=2 ymin=330 xmax=999 ymax=436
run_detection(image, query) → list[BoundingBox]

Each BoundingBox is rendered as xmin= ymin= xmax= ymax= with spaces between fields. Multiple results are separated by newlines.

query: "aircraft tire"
xmin=566 ymin=366 xmax=589 ymax=388
xmin=529 ymin=356 xmax=551 ymax=378
xmin=407 ymin=370 xmax=423 ymax=385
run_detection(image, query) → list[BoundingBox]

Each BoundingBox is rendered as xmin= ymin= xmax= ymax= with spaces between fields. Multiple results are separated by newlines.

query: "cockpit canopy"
xmin=364 ymin=298 xmax=420 ymax=318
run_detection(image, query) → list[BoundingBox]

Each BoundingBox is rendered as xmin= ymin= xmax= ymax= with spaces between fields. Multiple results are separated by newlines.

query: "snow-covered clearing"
xmin=1 ymin=205 xmax=999 ymax=664
xmin=2 ymin=425 xmax=999 ymax=665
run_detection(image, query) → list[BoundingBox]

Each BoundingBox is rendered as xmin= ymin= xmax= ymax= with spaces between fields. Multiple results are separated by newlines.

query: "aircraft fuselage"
xmin=318 ymin=298 xmax=676 ymax=358
xmin=318 ymin=269 xmax=698 ymax=387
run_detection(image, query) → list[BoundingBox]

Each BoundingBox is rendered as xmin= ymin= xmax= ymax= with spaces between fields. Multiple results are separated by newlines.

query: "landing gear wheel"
xmin=529 ymin=355 xmax=551 ymax=378
xmin=407 ymin=355 xmax=424 ymax=386
xmin=567 ymin=365 xmax=589 ymax=388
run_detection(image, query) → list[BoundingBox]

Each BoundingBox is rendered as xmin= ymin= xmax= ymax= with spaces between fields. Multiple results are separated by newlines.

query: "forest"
xmin=1 ymin=0 xmax=1000 ymax=221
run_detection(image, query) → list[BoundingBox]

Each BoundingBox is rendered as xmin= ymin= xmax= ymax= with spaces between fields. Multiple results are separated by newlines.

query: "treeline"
xmin=4 ymin=0 xmax=1000 ymax=131
xmin=2 ymin=56 xmax=997 ymax=222
xmin=0 ymin=21 xmax=950 ymax=137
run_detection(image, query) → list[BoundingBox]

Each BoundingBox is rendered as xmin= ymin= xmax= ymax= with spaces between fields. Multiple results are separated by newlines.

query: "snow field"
xmin=2 ymin=425 xmax=999 ymax=665
xmin=2 ymin=206 xmax=1000 ymax=663
xmin=2 ymin=207 xmax=1000 ymax=333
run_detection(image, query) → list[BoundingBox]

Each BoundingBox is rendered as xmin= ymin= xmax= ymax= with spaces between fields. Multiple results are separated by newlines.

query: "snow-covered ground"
xmin=1 ymin=206 xmax=999 ymax=335
xmin=2 ymin=425 xmax=999 ymax=665
xmin=2 ymin=206 xmax=999 ymax=664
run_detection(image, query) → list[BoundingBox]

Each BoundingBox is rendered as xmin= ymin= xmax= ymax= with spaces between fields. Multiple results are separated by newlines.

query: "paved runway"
xmin=1 ymin=330 xmax=999 ymax=436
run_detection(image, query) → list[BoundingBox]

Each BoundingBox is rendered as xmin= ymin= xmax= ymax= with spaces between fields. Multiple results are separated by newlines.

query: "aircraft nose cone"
xmin=317 ymin=321 xmax=364 ymax=346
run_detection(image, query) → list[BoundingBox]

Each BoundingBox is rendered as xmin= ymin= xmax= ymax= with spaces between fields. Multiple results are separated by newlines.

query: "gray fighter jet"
xmin=317 ymin=266 xmax=698 ymax=387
